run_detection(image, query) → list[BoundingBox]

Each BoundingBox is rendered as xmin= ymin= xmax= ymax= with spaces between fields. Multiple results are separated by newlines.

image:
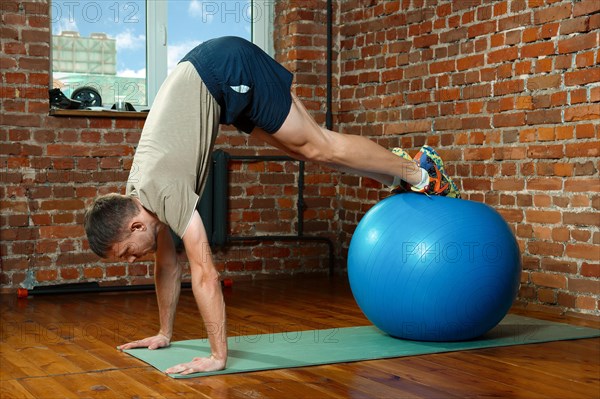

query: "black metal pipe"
xmin=298 ymin=161 xmax=305 ymax=236
xmin=22 ymin=282 xmax=192 ymax=297
xmin=212 ymin=150 xmax=229 ymax=246
xmin=228 ymin=155 xmax=293 ymax=162
xmin=326 ymin=0 xmax=333 ymax=130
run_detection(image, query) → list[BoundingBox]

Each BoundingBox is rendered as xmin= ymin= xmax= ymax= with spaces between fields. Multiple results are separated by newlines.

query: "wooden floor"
xmin=1 ymin=276 xmax=598 ymax=399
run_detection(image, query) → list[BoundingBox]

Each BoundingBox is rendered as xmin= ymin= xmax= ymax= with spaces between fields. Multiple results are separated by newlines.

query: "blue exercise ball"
xmin=348 ymin=193 xmax=521 ymax=341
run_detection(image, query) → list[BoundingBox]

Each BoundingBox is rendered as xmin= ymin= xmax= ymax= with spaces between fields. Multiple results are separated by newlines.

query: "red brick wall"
xmin=335 ymin=0 xmax=599 ymax=317
xmin=1 ymin=0 xmax=598 ymax=318
xmin=0 ymin=0 xmax=335 ymax=293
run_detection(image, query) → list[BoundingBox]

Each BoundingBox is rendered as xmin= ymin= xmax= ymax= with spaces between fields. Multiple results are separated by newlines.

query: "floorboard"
xmin=1 ymin=276 xmax=598 ymax=399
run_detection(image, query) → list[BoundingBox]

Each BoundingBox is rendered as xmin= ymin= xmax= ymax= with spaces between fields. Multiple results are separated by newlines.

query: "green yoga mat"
xmin=123 ymin=314 xmax=599 ymax=378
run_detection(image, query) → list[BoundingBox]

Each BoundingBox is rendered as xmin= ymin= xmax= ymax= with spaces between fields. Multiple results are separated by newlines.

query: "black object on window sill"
xmin=110 ymin=102 xmax=137 ymax=111
xmin=49 ymin=86 xmax=104 ymax=110
xmin=72 ymin=86 xmax=103 ymax=108
xmin=49 ymin=88 xmax=82 ymax=109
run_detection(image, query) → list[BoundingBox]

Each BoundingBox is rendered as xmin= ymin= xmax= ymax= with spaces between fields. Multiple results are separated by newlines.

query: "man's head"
xmin=84 ymin=194 xmax=158 ymax=262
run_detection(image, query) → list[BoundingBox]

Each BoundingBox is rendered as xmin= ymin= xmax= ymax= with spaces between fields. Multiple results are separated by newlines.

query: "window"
xmin=50 ymin=1 xmax=273 ymax=109
xmin=51 ymin=1 xmax=148 ymax=107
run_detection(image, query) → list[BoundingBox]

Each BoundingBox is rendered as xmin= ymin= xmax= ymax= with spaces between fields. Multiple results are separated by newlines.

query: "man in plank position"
xmin=84 ymin=36 xmax=460 ymax=375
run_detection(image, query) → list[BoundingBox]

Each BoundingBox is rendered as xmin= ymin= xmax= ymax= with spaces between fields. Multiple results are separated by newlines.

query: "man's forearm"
xmin=191 ymin=268 xmax=228 ymax=361
xmin=154 ymin=260 xmax=182 ymax=339
xmin=181 ymin=211 xmax=228 ymax=369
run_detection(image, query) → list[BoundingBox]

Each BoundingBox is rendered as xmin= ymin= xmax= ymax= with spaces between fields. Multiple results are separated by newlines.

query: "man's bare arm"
xmin=165 ymin=210 xmax=227 ymax=374
xmin=154 ymin=227 xmax=182 ymax=340
xmin=118 ymin=226 xmax=180 ymax=350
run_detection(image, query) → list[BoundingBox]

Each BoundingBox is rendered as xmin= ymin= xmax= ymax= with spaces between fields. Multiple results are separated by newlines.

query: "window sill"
xmin=49 ymin=109 xmax=148 ymax=119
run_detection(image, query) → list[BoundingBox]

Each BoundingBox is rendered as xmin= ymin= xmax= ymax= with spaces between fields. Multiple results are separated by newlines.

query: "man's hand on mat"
xmin=117 ymin=334 xmax=170 ymax=351
xmin=164 ymin=355 xmax=226 ymax=375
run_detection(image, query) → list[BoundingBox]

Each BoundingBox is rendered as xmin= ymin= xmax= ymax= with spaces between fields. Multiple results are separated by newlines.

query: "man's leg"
xmin=250 ymin=94 xmax=423 ymax=187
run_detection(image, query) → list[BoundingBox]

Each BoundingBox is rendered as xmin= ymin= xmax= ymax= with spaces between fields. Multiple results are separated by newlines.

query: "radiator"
xmin=199 ymin=150 xmax=335 ymax=275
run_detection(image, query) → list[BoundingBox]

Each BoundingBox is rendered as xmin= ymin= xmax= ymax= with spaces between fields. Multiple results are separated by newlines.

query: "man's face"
xmin=109 ymin=227 xmax=157 ymax=263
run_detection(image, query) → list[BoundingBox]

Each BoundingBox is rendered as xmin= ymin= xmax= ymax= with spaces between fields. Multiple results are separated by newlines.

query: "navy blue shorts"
xmin=181 ymin=37 xmax=294 ymax=134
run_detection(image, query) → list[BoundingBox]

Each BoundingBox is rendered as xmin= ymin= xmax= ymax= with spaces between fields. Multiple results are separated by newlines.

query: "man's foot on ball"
xmin=390 ymin=148 xmax=413 ymax=193
xmin=412 ymin=145 xmax=461 ymax=198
